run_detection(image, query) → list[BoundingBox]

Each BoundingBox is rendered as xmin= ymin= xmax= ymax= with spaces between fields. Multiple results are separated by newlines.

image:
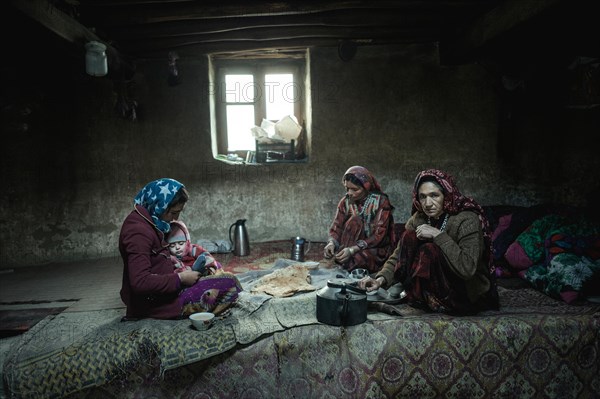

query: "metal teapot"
xmin=229 ymin=219 xmax=250 ymax=256
xmin=316 ymin=280 xmax=367 ymax=326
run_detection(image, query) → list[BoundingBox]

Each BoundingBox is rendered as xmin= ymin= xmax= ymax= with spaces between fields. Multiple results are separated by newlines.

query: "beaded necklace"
xmin=428 ymin=213 xmax=449 ymax=232
xmin=347 ymin=193 xmax=380 ymax=237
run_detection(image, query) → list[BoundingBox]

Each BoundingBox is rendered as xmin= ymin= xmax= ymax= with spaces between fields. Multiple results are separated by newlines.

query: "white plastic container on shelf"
xmin=85 ymin=41 xmax=108 ymax=77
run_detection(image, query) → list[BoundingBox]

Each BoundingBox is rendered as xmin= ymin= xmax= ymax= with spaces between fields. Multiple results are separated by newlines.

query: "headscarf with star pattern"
xmin=134 ymin=178 xmax=185 ymax=233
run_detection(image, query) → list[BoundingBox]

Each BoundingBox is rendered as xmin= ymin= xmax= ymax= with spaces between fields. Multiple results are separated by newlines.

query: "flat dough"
xmin=251 ymin=265 xmax=317 ymax=297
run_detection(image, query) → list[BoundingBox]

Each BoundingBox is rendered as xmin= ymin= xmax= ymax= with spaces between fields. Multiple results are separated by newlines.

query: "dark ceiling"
xmin=70 ymin=0 xmax=503 ymax=58
xmin=4 ymin=0 xmax=599 ymax=69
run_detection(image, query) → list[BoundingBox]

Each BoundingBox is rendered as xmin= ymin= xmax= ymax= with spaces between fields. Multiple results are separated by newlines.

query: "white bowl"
xmin=189 ymin=312 xmax=215 ymax=330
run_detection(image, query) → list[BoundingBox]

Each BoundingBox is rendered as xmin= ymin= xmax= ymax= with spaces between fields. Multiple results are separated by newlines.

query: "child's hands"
xmin=192 ymin=254 xmax=207 ymax=274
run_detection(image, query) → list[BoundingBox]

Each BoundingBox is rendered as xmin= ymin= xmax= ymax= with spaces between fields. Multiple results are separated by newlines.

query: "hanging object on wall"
xmin=168 ymin=51 xmax=181 ymax=86
xmin=338 ymin=40 xmax=357 ymax=62
xmin=566 ymin=56 xmax=599 ymax=108
xmin=85 ymin=41 xmax=108 ymax=77
xmin=114 ymin=78 xmax=138 ymax=121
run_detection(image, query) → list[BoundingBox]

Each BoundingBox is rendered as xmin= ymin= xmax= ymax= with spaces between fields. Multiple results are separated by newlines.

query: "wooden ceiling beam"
xmin=78 ymin=0 xmax=494 ymax=26
xmin=10 ymin=0 xmax=99 ymax=45
xmin=115 ymin=25 xmax=438 ymax=49
xmin=126 ymin=36 xmax=435 ymax=59
xmin=103 ymin=10 xmax=452 ymax=40
xmin=9 ymin=0 xmax=134 ymax=75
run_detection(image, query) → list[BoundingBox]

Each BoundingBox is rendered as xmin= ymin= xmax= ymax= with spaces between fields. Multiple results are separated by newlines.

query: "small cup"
xmin=388 ymin=283 xmax=404 ymax=299
xmin=189 ymin=312 xmax=215 ymax=330
xmin=350 ymin=268 xmax=368 ymax=280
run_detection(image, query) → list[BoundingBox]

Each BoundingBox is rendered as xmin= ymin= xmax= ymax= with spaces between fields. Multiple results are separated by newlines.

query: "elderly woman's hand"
xmin=415 ymin=224 xmax=441 ymax=240
xmin=357 ymin=276 xmax=384 ymax=292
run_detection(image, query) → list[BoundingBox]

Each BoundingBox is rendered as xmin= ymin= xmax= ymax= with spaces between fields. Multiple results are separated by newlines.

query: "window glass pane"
xmin=225 ymin=74 xmax=254 ymax=103
xmin=226 ymin=104 xmax=255 ymax=151
xmin=265 ymin=73 xmax=294 ymax=120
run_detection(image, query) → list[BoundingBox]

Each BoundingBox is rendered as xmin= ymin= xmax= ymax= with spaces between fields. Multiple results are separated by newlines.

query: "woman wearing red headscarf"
xmin=359 ymin=169 xmax=499 ymax=315
xmin=324 ymin=166 xmax=396 ymax=273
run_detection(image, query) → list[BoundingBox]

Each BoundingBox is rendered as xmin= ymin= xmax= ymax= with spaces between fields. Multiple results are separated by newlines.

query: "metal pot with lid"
xmin=316 ymin=279 xmax=368 ymax=326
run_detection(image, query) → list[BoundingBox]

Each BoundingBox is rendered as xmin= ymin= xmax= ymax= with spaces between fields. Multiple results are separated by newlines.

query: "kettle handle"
xmin=339 ymin=295 xmax=349 ymax=326
xmin=228 ymin=222 xmax=236 ymax=245
xmin=326 ymin=280 xmax=367 ymax=295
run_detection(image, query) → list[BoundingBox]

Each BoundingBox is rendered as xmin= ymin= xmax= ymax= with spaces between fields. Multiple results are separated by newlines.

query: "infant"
xmin=166 ymin=220 xmax=222 ymax=276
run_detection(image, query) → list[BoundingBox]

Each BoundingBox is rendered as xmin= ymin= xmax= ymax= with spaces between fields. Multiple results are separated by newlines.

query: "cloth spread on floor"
xmin=3 ymin=260 xmax=600 ymax=399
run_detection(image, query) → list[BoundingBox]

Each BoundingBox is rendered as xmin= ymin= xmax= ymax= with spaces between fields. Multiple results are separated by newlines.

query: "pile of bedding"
xmin=485 ymin=204 xmax=600 ymax=303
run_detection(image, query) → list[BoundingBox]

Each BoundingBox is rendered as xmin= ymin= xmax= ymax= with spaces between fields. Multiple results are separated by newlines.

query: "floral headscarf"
xmin=134 ymin=178 xmax=184 ymax=233
xmin=343 ymin=166 xmax=382 ymax=192
xmin=412 ymin=169 xmax=494 ymax=273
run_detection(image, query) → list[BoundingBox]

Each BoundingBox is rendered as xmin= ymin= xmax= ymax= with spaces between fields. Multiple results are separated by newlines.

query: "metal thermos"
xmin=291 ymin=236 xmax=308 ymax=262
xmin=229 ymin=219 xmax=250 ymax=256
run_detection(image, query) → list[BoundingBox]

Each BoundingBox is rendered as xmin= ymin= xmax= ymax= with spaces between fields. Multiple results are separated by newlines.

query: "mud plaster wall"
xmin=1 ymin=43 xmax=598 ymax=268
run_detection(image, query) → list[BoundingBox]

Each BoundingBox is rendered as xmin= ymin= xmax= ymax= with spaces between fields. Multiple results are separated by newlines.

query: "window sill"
xmin=214 ymin=154 xmax=245 ymax=165
xmin=253 ymin=159 xmax=307 ymax=165
xmin=214 ymin=154 xmax=307 ymax=165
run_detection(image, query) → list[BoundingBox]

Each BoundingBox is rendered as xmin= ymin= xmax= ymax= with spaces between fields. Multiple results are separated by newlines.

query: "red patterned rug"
xmin=214 ymin=240 xmax=327 ymax=274
xmin=0 ymin=307 xmax=68 ymax=338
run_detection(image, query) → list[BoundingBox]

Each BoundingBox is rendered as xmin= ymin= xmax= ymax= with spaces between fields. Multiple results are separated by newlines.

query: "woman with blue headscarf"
xmin=119 ymin=178 xmax=242 ymax=320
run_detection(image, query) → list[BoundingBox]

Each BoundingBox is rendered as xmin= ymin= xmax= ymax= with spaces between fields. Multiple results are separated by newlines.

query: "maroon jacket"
xmin=119 ymin=205 xmax=182 ymax=319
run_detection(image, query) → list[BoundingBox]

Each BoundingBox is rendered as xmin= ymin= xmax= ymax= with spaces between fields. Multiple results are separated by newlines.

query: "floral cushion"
xmin=524 ymin=253 xmax=600 ymax=303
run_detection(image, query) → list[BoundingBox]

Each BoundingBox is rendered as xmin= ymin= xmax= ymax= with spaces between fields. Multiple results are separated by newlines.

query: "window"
xmin=209 ymin=52 xmax=308 ymax=163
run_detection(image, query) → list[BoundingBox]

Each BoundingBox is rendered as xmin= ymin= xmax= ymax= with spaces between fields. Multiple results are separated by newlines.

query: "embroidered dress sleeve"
xmin=360 ymin=196 xmax=394 ymax=249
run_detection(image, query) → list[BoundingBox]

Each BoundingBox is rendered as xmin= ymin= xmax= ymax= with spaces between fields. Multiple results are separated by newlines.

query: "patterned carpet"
xmin=4 ymin=261 xmax=600 ymax=399
xmin=215 ymin=240 xmax=327 ymax=274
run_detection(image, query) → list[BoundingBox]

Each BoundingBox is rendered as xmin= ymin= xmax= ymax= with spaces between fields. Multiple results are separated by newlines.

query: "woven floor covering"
xmin=2 ymin=262 xmax=600 ymax=399
xmin=215 ymin=240 xmax=327 ymax=274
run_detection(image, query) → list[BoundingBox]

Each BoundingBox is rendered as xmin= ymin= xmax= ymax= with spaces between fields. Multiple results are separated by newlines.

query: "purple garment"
xmin=178 ymin=273 xmax=242 ymax=316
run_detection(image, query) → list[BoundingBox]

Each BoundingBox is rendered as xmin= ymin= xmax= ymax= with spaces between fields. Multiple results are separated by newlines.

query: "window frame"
xmin=210 ymin=56 xmax=306 ymax=159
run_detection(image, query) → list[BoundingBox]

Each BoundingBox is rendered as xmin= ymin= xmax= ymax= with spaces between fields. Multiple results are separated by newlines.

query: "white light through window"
xmin=265 ymin=74 xmax=294 ymax=121
xmin=226 ymin=105 xmax=255 ymax=151
xmin=224 ymin=73 xmax=296 ymax=151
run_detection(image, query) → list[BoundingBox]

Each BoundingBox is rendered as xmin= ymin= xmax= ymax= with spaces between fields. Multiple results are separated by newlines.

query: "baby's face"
xmin=169 ymin=241 xmax=186 ymax=257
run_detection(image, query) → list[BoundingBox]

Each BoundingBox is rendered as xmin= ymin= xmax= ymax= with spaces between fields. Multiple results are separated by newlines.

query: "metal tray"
xmin=333 ymin=279 xmax=407 ymax=304
xmin=366 ymin=288 xmax=407 ymax=304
